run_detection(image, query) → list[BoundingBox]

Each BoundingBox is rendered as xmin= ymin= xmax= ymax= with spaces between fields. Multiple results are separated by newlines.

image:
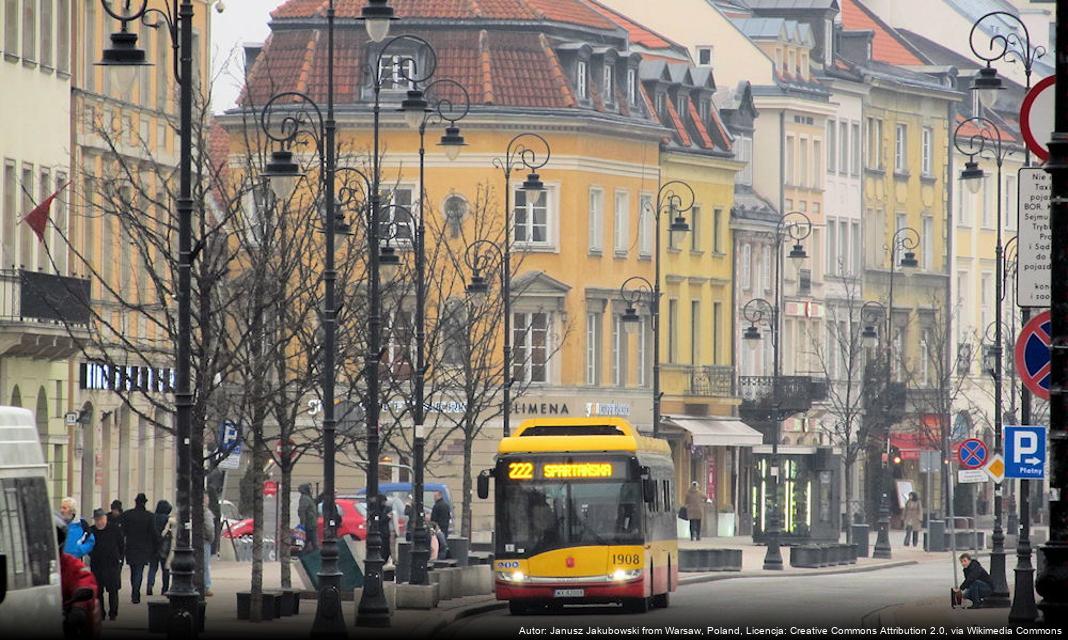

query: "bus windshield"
xmin=497 ymin=480 xmax=643 ymax=555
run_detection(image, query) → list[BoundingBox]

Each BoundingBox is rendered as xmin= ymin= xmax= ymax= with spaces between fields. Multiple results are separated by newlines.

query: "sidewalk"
xmin=865 ymin=597 xmax=1056 ymax=630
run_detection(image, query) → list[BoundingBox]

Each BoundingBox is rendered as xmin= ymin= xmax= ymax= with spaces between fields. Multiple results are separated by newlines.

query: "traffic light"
xmin=889 ymin=446 xmax=903 ymax=478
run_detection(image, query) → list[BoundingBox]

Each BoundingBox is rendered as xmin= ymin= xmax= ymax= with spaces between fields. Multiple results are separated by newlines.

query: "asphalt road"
xmin=435 ymin=559 xmax=961 ymax=638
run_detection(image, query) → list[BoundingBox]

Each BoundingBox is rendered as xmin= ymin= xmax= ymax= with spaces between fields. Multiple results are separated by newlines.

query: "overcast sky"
xmin=210 ymin=0 xmax=287 ymax=113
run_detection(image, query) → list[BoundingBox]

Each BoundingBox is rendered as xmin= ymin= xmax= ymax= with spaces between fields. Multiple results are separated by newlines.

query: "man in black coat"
xmin=957 ymin=553 xmax=993 ymax=608
xmin=430 ymin=491 xmax=451 ymax=538
xmin=121 ymin=493 xmax=159 ymax=604
xmin=89 ymin=508 xmax=123 ymax=620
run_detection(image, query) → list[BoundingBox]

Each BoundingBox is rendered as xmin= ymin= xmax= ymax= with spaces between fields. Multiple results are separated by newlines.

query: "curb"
xmin=678 ymin=559 xmax=918 ymax=586
xmin=415 ymin=597 xmax=507 ymax=637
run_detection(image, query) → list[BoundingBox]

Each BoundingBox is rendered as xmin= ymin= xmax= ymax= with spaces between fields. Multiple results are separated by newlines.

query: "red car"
xmin=222 ymin=498 xmax=371 ymax=541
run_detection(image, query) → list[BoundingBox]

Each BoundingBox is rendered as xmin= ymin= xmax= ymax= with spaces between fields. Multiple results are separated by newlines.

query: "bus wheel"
xmin=651 ymin=592 xmax=669 ymax=609
xmin=508 ymin=601 xmax=529 ymax=616
xmin=623 ymin=597 xmax=650 ymax=613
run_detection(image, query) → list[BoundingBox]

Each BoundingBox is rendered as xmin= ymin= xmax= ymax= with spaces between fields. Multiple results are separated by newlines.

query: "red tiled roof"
xmin=242 ymin=27 xmax=576 ymax=109
xmin=688 ymin=101 xmax=715 ymax=149
xmin=664 ymin=98 xmax=692 ymax=148
xmin=582 ymin=0 xmax=676 ymax=50
xmin=954 ymin=114 xmax=1018 ymax=144
xmin=839 ymin=0 xmax=925 ymax=66
xmin=271 ymin=0 xmax=616 ymax=30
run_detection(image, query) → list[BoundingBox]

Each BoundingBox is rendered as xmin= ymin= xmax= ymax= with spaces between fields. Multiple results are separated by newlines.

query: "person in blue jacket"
xmin=59 ymin=496 xmax=96 ymax=559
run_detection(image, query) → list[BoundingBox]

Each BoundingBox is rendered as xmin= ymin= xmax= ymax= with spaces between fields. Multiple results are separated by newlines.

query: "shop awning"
xmin=664 ymin=415 xmax=764 ymax=447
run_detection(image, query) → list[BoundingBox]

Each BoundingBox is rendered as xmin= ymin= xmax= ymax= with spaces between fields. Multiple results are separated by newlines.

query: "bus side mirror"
xmin=0 ymin=553 xmax=6 ymax=605
xmin=477 ymin=470 xmax=491 ymax=500
xmin=642 ymin=478 xmax=656 ymax=504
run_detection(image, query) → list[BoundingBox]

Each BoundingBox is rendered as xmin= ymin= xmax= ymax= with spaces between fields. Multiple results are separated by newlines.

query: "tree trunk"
xmin=844 ymin=459 xmax=854 ymax=525
xmin=462 ymin=420 xmax=474 ymax=539
xmin=250 ymin=426 xmax=265 ymax=623
xmin=279 ymin=454 xmax=293 ymax=590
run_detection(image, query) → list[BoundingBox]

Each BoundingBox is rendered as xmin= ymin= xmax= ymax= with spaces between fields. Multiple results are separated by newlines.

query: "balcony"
xmin=688 ymin=365 xmax=735 ymax=397
xmin=0 ymin=268 xmax=90 ymax=359
xmin=738 ymin=375 xmax=828 ymax=423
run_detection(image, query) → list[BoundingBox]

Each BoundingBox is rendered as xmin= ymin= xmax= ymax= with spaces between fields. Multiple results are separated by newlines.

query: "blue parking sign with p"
xmin=1004 ymin=425 xmax=1046 ymax=479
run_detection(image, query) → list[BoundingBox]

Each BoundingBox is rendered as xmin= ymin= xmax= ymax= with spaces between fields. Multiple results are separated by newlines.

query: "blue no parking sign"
xmin=1004 ymin=425 xmax=1046 ymax=479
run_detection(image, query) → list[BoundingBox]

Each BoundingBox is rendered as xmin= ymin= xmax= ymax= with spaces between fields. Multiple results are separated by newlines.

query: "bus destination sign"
xmin=506 ymin=460 xmax=621 ymax=481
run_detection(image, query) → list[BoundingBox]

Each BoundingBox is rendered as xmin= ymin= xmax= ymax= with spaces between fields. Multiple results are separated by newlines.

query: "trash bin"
xmin=446 ymin=537 xmax=470 ymax=567
xmin=851 ymin=524 xmax=870 ymax=558
xmin=926 ymin=520 xmax=946 ymax=552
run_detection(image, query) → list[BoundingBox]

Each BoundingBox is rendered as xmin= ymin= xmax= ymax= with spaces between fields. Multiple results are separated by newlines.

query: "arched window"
xmin=10 ymin=385 xmax=21 ymax=407
xmin=35 ymin=386 xmax=48 ymax=440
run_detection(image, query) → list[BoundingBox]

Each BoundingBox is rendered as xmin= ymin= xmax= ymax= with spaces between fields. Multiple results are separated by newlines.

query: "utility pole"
xmin=1036 ymin=0 xmax=1068 ymax=627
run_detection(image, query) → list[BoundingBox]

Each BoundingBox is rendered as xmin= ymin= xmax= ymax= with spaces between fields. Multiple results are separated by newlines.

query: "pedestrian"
xmin=428 ymin=520 xmax=442 ymax=561
xmin=430 ymin=491 xmax=451 ymax=538
xmin=147 ymin=500 xmax=173 ymax=596
xmin=403 ymin=496 xmax=414 ymax=542
xmin=955 ymin=553 xmax=993 ymax=608
xmin=297 ymin=483 xmax=318 ymax=554
xmin=903 ymin=491 xmax=923 ymax=547
xmin=89 ymin=508 xmax=123 ymax=620
xmin=121 ymin=493 xmax=158 ymax=604
xmin=685 ymin=482 xmax=706 ymax=541
xmin=374 ymin=494 xmax=393 ymax=565
xmin=59 ymin=497 xmax=95 ymax=560
xmin=107 ymin=499 xmax=125 ymax=563
xmin=202 ymin=494 xmax=215 ymax=596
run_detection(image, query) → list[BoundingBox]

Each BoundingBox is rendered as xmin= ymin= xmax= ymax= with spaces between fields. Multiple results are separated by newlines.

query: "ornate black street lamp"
xmin=409 ymin=79 xmax=470 ymax=587
xmin=955 ymin=115 xmax=1012 ymax=607
xmin=619 ymin=276 xmax=655 ymax=380
xmin=482 ymin=133 xmax=551 ymax=438
xmin=739 ymin=211 xmax=811 ymax=570
xmin=870 ymin=225 xmax=919 ymax=560
xmin=967 ymin=9 xmax=1047 ymax=623
xmin=95 ymin=0 xmax=215 ymax=635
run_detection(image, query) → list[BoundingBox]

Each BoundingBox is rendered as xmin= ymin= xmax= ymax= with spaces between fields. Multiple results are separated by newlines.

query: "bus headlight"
xmin=496 ymin=570 xmax=526 ymax=582
xmin=611 ymin=568 xmax=642 ymax=582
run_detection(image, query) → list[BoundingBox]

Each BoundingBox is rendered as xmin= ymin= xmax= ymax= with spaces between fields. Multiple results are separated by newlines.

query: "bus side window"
xmin=662 ymin=481 xmax=670 ymax=512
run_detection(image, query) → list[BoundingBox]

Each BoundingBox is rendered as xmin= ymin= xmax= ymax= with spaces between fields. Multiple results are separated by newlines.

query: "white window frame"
xmin=603 ymin=64 xmax=613 ymax=102
xmin=826 ymin=120 xmax=837 ymax=174
xmin=895 ymin=123 xmax=907 ymax=173
xmin=638 ymin=193 xmax=653 ymax=257
xmin=586 ymin=311 xmax=601 ymax=385
xmin=697 ymin=46 xmax=713 ymax=66
xmin=761 ymin=245 xmax=771 ymax=291
xmin=612 ymin=315 xmax=623 ymax=386
xmin=626 ymin=68 xmax=637 ymax=106
xmin=923 ymin=216 xmax=934 ymax=270
xmin=512 ymin=185 xmax=556 ymax=250
xmin=381 ymin=184 xmax=415 ymax=246
xmin=637 ymin=317 xmax=648 ymax=388
xmin=921 ymin=127 xmax=933 ymax=176
xmin=614 ymin=189 xmax=629 ymax=255
xmin=513 ymin=311 xmax=552 ymax=384
xmin=740 ymin=243 xmax=752 ymax=290
xmin=588 ymin=187 xmax=603 ymax=253
xmin=690 ymin=206 xmax=701 ymax=252
xmin=577 ymin=60 xmax=588 ymax=99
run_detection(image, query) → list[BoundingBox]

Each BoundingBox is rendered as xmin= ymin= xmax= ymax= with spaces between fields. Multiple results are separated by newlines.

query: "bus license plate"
xmin=553 ymin=589 xmax=584 ymax=598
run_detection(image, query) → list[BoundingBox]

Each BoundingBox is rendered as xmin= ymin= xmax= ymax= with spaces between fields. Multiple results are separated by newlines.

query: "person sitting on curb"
xmin=955 ymin=553 xmax=993 ymax=609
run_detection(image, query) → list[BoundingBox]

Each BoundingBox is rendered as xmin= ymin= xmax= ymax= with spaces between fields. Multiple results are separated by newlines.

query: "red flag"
xmin=20 ymin=183 xmax=68 ymax=243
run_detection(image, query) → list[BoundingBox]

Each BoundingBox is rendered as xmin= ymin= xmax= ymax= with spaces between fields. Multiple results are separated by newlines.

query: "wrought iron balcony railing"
xmin=689 ymin=365 xmax=735 ymax=397
xmin=0 ymin=268 xmax=91 ymax=326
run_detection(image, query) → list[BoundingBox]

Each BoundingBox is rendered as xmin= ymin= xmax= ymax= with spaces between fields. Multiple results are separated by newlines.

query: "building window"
xmin=56 ymin=0 xmax=66 ymax=72
xmin=800 ymin=137 xmax=809 ymax=186
xmin=39 ymin=0 xmax=51 ymax=67
xmin=19 ymin=165 xmax=32 ymax=268
xmin=83 ymin=0 xmax=95 ymax=91
xmin=982 ymin=176 xmax=992 ymax=228
xmin=37 ymin=167 xmax=49 ymax=271
xmin=735 ymin=136 xmax=753 ymax=186
xmin=690 ymin=300 xmax=701 ymax=364
xmin=655 ymin=92 xmax=664 ymax=116
xmin=827 ymin=217 xmax=837 ymax=274
xmin=637 ymin=317 xmax=648 ymax=388
xmin=588 ymin=187 xmax=603 ymax=253
xmin=1006 ymin=175 xmax=1017 ymax=231
xmin=667 ymin=300 xmax=678 ymax=364
xmin=712 ymin=302 xmax=722 ymax=363
xmin=894 ymin=123 xmax=907 ymax=173
xmin=377 ymin=54 xmax=416 ymax=91
xmin=385 ymin=310 xmax=415 ymax=377
xmin=839 ymin=219 xmax=848 ymax=275
xmin=712 ymin=208 xmax=722 ymax=253
xmin=923 ymin=216 xmax=934 ymax=270
xmin=851 ymin=122 xmax=861 ymax=175
xmin=866 ymin=117 xmax=883 ymax=169
xmin=813 ymin=140 xmax=822 ymax=188
xmin=677 ymin=94 xmax=687 ymax=120
xmin=603 ymin=64 xmax=613 ymax=101
xmin=53 ymin=172 xmax=66 ymax=274
xmin=740 ymin=243 xmax=752 ymax=290
xmin=980 ymin=273 xmax=992 ymax=335
xmin=785 ymin=136 xmax=795 ymax=185
xmin=2 ymin=160 xmax=15 ymax=267
xmin=513 ymin=187 xmax=552 ymax=248
xmin=690 ymin=206 xmax=701 ymax=251
xmin=586 ymin=311 xmax=601 ymax=385
xmin=852 ymin=222 xmax=861 ymax=275
xmin=21 ymin=0 xmax=35 ymax=61
xmin=761 ymin=245 xmax=771 ymax=291
xmin=826 ymin=120 xmax=836 ymax=173
xmin=614 ymin=190 xmax=629 ymax=254
xmin=577 ymin=60 xmax=588 ymax=99
xmin=921 ymin=127 xmax=933 ymax=176
xmin=514 ymin=312 xmax=550 ymax=384
xmin=840 ymin=120 xmax=849 ymax=175
xmin=611 ymin=315 xmax=623 ymax=386
xmin=381 ymin=186 xmax=414 ymax=244
xmin=4 ymin=0 xmax=16 ymax=56
xmin=626 ymin=67 xmax=637 ymax=106
xmin=697 ymin=46 xmax=713 ymax=66
xmin=638 ymin=193 xmax=653 ymax=256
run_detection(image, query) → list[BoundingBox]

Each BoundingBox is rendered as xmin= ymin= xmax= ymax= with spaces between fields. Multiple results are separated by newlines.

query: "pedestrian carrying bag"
xmin=678 ymin=507 xmax=688 ymax=521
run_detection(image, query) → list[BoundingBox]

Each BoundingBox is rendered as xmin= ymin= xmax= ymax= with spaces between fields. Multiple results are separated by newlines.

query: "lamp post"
xmin=619 ymin=276 xmax=655 ymax=390
xmin=955 ymin=115 xmax=1011 ymax=607
xmin=351 ymin=31 xmax=440 ymax=628
xmin=739 ymin=211 xmax=811 ymax=570
xmin=871 ymin=226 xmax=920 ymax=560
xmin=410 ymin=79 xmax=470 ymax=587
xmin=95 ymin=0 xmax=208 ymax=635
xmin=967 ymin=9 xmax=1047 ymax=623
xmin=487 ymin=133 xmax=551 ymax=437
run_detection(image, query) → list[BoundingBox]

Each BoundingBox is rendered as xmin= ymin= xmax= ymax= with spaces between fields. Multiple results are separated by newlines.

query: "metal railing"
xmin=689 ymin=365 xmax=735 ymax=396
xmin=0 ymin=268 xmax=91 ymax=326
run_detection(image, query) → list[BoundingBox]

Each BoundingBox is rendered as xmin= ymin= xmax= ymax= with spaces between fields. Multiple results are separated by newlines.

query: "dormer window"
xmin=627 ymin=68 xmax=638 ymax=106
xmin=577 ymin=60 xmax=588 ymax=99
xmin=697 ymin=46 xmax=713 ymax=66
xmin=677 ymin=94 xmax=687 ymax=118
xmin=698 ymin=98 xmax=709 ymax=123
xmin=378 ymin=54 xmax=416 ymax=91
xmin=603 ymin=65 xmax=614 ymax=101
xmin=655 ymin=92 xmax=664 ymax=116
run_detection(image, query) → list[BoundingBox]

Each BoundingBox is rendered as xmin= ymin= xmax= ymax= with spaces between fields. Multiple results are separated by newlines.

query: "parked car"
xmin=0 ymin=407 xmax=64 ymax=638
xmin=347 ymin=482 xmax=452 ymax=536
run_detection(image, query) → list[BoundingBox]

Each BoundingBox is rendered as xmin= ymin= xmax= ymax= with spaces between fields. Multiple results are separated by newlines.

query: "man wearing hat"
xmin=121 ymin=493 xmax=159 ymax=604
xmin=89 ymin=508 xmax=123 ymax=620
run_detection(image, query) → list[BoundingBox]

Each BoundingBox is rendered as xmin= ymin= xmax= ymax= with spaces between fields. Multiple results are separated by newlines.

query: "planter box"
xmin=236 ymin=592 xmax=277 ymax=621
xmin=717 ymin=513 xmax=736 ymax=537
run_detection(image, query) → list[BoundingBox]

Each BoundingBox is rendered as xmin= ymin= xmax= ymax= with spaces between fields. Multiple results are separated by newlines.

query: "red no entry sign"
xmin=1020 ymin=75 xmax=1055 ymax=162
xmin=1015 ymin=310 xmax=1051 ymax=401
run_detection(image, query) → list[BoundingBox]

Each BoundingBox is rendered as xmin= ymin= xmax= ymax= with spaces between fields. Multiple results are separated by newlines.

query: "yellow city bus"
xmin=476 ymin=417 xmax=677 ymax=614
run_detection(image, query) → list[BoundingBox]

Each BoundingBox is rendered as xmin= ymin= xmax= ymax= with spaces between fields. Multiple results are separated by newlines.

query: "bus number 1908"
xmin=508 ymin=462 xmax=534 ymax=480
xmin=611 ymin=553 xmax=640 ymax=565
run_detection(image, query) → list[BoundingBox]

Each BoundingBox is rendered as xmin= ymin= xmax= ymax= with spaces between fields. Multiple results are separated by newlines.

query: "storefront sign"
xmin=79 ymin=361 xmax=175 ymax=393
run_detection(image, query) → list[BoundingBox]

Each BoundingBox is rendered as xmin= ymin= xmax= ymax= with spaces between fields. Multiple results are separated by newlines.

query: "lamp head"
xmin=899 ymin=250 xmax=918 ymax=269
xmin=378 ymin=244 xmax=402 ymax=282
xmin=961 ymin=160 xmax=984 ymax=194
xmin=261 ymin=149 xmax=303 ymax=201
xmin=439 ymin=126 xmax=466 ymax=161
xmin=360 ymin=0 xmax=397 ymax=43
xmin=97 ymin=30 xmax=151 ymax=90
xmin=522 ymin=172 xmax=544 ymax=191
xmin=621 ymin=306 xmax=641 ymax=334
xmin=743 ymin=324 xmax=762 ymax=346
xmin=400 ymin=89 xmax=430 ymax=130
xmin=466 ymin=273 xmax=489 ymax=301
xmin=788 ymin=242 xmax=807 ymax=261
xmin=970 ymin=66 xmax=1004 ymax=111
xmin=861 ymin=325 xmax=878 ymax=349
